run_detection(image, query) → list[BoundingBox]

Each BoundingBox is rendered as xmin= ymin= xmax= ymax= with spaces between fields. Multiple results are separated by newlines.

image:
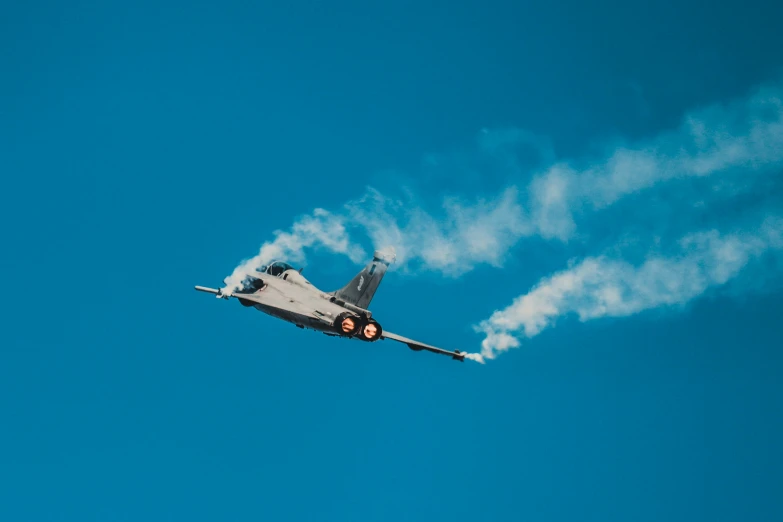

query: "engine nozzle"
xmin=341 ymin=317 xmax=356 ymax=334
xmin=334 ymin=312 xmax=361 ymax=336
xmin=358 ymin=319 xmax=382 ymax=342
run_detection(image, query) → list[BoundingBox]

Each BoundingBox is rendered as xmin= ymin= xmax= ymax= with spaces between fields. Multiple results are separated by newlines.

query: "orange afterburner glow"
xmin=363 ymin=323 xmax=378 ymax=339
xmin=341 ymin=317 xmax=356 ymax=333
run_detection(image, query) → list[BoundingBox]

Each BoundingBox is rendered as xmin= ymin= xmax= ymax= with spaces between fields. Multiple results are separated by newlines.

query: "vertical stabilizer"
xmin=333 ymin=248 xmax=396 ymax=309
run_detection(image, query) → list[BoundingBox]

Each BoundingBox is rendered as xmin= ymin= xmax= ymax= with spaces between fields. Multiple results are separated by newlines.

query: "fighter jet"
xmin=195 ymin=249 xmax=465 ymax=361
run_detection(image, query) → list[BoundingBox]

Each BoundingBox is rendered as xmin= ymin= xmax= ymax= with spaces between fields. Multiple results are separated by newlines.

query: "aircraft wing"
xmin=194 ymin=285 xmax=326 ymax=323
xmin=381 ymin=331 xmax=465 ymax=362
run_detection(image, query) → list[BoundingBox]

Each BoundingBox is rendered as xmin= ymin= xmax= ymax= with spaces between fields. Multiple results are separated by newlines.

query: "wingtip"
xmin=195 ymin=285 xmax=226 ymax=298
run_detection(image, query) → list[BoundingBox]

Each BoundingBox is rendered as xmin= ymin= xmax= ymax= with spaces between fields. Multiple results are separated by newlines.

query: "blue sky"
xmin=2 ymin=0 xmax=783 ymax=520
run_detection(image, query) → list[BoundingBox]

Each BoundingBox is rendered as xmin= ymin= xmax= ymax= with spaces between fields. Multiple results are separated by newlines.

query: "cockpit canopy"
xmin=256 ymin=261 xmax=296 ymax=277
xmin=236 ymin=261 xmax=297 ymax=295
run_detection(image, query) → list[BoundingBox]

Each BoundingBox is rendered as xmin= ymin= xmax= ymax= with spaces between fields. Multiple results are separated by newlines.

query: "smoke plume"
xmin=220 ymin=79 xmax=783 ymax=362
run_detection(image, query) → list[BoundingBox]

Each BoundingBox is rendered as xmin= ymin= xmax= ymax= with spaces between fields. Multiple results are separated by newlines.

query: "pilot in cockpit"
xmin=257 ymin=261 xmax=295 ymax=277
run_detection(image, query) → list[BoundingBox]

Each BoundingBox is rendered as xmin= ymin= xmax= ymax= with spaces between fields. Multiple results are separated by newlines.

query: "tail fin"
xmin=333 ymin=248 xmax=396 ymax=309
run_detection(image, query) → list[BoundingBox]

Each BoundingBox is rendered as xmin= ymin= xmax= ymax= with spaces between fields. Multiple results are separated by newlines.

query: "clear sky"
xmin=2 ymin=1 xmax=783 ymax=521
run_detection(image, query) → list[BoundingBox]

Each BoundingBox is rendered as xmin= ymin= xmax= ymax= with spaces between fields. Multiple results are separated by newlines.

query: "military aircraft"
xmin=195 ymin=249 xmax=465 ymax=361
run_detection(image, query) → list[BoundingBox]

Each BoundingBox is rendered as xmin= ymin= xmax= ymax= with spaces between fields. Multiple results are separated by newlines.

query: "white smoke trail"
xmin=525 ymin=84 xmax=783 ymax=240
xmin=222 ymin=186 xmax=533 ymax=292
xmin=462 ymin=352 xmax=488 ymax=364
xmin=223 ymin=80 xmax=783 ymax=290
xmin=219 ymin=80 xmax=783 ymax=363
xmin=221 ymin=209 xmax=366 ymax=292
xmin=344 ymin=187 xmax=531 ymax=276
xmin=472 ymin=217 xmax=783 ymax=362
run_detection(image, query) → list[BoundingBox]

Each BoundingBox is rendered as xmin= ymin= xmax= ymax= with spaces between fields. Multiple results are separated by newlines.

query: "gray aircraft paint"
xmin=332 ymin=249 xmax=394 ymax=309
xmin=195 ymin=248 xmax=465 ymax=361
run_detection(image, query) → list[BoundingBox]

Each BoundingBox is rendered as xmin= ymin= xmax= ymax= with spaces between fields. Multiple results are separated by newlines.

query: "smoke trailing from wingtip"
xmin=219 ymin=78 xmax=783 ymax=361
xmin=221 ymin=184 xmax=534 ymax=293
xmin=462 ymin=352 xmax=486 ymax=364
xmin=221 ymin=209 xmax=366 ymax=292
xmin=475 ymin=216 xmax=783 ymax=361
